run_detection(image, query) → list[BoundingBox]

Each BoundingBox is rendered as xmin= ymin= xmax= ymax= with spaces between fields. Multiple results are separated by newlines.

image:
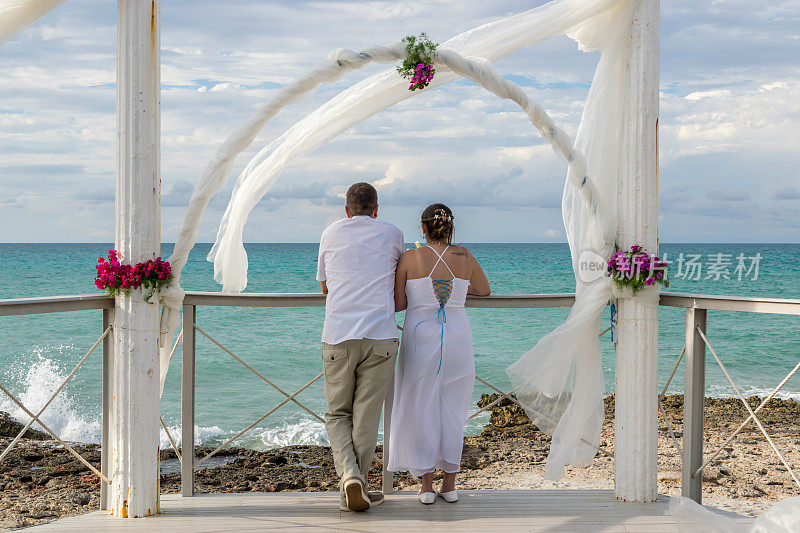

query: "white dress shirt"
xmin=317 ymin=216 xmax=405 ymax=345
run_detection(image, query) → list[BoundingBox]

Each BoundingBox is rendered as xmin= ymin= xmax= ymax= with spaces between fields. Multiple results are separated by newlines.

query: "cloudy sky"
xmin=0 ymin=0 xmax=798 ymax=243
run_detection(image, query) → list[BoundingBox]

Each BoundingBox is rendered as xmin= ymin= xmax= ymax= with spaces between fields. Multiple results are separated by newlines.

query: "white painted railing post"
xmin=614 ymin=0 xmax=660 ymax=503
xmin=110 ymin=0 xmax=161 ymax=518
xmin=682 ymin=308 xmax=707 ymax=503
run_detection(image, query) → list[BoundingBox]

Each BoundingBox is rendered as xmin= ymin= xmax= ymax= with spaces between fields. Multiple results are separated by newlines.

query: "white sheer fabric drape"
xmin=0 ymin=0 xmax=65 ymax=46
xmin=507 ymin=1 xmax=636 ymax=479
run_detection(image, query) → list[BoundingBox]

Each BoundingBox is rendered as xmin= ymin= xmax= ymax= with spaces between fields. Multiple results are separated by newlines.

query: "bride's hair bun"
xmin=421 ymin=203 xmax=455 ymax=244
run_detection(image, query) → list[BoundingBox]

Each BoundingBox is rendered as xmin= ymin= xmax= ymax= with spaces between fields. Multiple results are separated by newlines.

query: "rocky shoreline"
xmin=2 ymin=394 xmax=799 ymax=529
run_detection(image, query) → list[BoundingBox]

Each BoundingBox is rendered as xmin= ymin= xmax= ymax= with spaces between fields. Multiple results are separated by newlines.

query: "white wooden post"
xmin=614 ymin=0 xmax=660 ymax=503
xmin=110 ymin=0 xmax=161 ymax=518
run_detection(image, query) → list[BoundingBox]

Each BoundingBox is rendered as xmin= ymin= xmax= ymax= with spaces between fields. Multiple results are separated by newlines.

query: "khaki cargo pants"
xmin=322 ymin=338 xmax=398 ymax=489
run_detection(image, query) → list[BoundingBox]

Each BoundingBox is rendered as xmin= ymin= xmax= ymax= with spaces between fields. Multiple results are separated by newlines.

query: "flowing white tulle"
xmin=507 ymin=1 xmax=636 ymax=479
xmin=207 ymin=0 xmax=626 ymax=293
xmin=0 ymin=0 xmax=66 ymax=46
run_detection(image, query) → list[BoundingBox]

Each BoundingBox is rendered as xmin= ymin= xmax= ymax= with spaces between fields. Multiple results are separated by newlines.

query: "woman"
xmin=388 ymin=203 xmax=491 ymax=504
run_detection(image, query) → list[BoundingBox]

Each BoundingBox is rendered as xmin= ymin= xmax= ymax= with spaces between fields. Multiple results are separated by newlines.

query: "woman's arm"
xmin=467 ymin=251 xmax=491 ymax=296
xmin=394 ymin=251 xmax=410 ymax=312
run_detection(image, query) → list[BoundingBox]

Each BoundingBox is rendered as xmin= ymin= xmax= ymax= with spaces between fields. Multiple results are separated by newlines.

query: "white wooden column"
xmin=110 ymin=0 xmax=161 ymax=518
xmin=614 ymin=0 xmax=660 ymax=503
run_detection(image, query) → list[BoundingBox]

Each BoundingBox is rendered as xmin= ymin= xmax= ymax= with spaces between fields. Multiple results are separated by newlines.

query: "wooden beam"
xmin=0 ymin=294 xmax=112 ymax=316
xmin=614 ymin=0 xmax=660 ymax=503
xmin=110 ymin=0 xmax=161 ymax=518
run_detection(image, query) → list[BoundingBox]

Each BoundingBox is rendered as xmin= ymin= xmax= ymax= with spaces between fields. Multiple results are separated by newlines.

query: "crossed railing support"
xmin=693 ymin=327 xmax=800 ymax=488
xmin=0 ymin=326 xmax=112 ymax=484
xmin=179 ymin=318 xmax=325 ymax=495
xmin=657 ymin=345 xmax=686 ymax=455
xmin=681 ymin=306 xmax=800 ymax=504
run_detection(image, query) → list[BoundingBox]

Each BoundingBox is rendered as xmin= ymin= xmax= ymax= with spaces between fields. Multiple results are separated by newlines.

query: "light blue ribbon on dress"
xmin=412 ymin=301 xmax=447 ymax=375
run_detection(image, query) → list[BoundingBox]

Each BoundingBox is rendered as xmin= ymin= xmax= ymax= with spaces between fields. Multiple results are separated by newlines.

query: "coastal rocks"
xmin=2 ymin=394 xmax=800 ymax=528
xmin=157 ymin=444 xmax=417 ymax=497
xmin=476 ymin=394 xmax=531 ymax=428
xmin=0 ymin=412 xmax=48 ymax=440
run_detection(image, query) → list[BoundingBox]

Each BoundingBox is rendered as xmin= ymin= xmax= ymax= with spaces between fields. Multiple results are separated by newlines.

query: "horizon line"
xmin=2 ymin=242 xmax=800 ymax=246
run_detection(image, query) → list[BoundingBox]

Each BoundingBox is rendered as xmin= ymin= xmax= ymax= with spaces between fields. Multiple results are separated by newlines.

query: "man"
xmin=316 ymin=182 xmax=404 ymax=512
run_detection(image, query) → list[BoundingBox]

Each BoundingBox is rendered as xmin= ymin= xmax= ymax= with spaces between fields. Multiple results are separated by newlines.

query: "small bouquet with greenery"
xmin=397 ymin=33 xmax=437 ymax=91
xmin=95 ymin=249 xmax=172 ymax=301
xmin=607 ymin=245 xmax=668 ymax=295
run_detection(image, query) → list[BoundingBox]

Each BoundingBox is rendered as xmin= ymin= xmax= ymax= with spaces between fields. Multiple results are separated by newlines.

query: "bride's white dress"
xmin=388 ymin=246 xmax=475 ymax=476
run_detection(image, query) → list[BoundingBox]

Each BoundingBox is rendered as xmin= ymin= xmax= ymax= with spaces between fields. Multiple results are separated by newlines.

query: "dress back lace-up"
xmin=388 ymin=245 xmax=475 ymax=477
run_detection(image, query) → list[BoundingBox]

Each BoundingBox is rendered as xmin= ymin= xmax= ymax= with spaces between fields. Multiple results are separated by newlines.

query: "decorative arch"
xmin=157 ymin=0 xmax=637 ymax=483
xmin=209 ymin=46 xmax=607 ymax=294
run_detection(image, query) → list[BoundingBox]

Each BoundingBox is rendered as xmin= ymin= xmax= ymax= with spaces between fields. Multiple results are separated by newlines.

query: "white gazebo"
xmin=109 ymin=0 xmax=660 ymax=517
xmin=109 ymin=0 xmax=657 ymax=513
xmin=5 ymin=0 xmax=789 ymax=530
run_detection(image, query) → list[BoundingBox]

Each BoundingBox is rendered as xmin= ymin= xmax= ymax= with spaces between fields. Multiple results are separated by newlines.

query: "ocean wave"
xmin=159 ymin=424 xmax=226 ymax=450
xmin=0 ymin=355 xmax=101 ymax=444
xmin=707 ymin=383 xmax=800 ymax=402
xmin=0 ymin=354 xmax=228 ymax=450
xmin=250 ymin=419 xmax=330 ymax=450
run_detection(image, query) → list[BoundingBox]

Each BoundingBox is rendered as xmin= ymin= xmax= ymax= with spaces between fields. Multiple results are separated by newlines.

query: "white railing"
xmin=178 ymin=291 xmax=579 ymax=496
xmin=659 ymin=293 xmax=800 ymax=502
xmin=1 ymin=291 xmax=799 ymax=506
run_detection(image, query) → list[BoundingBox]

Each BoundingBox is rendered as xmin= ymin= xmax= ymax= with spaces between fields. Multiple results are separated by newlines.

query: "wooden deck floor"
xmin=25 ymin=490 xmax=752 ymax=532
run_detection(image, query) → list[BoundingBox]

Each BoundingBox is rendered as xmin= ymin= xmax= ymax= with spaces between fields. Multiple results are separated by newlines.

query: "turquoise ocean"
xmin=1 ymin=243 xmax=798 ymax=450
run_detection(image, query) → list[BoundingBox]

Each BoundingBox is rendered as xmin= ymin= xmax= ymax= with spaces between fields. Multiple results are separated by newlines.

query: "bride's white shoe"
xmin=418 ymin=491 xmax=436 ymax=505
xmin=437 ymin=490 xmax=458 ymax=503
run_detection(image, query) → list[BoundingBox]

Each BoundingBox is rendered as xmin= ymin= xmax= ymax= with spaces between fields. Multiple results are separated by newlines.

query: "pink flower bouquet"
xmin=95 ymin=249 xmax=172 ymax=301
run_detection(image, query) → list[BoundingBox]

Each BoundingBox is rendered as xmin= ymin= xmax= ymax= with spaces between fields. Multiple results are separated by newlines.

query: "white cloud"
xmin=661 ymin=80 xmax=800 ymax=159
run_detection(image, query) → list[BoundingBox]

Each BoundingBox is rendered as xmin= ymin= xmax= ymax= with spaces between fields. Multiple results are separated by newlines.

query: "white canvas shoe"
xmin=343 ymin=477 xmax=371 ymax=512
xmin=418 ymin=491 xmax=436 ymax=505
xmin=437 ymin=490 xmax=458 ymax=503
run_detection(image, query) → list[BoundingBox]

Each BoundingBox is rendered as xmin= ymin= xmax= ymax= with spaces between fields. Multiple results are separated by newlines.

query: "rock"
xmin=0 ymin=412 xmax=50 ymax=440
xmin=702 ymin=468 xmax=721 ymax=483
xmin=658 ymin=471 xmax=681 ymax=484
xmin=476 ymin=394 xmax=531 ymax=428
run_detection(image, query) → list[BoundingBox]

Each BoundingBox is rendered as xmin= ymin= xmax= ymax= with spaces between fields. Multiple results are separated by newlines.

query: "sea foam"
xmin=0 ymin=355 xmax=101 ymax=444
xmin=0 ymin=354 xmax=226 ymax=450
